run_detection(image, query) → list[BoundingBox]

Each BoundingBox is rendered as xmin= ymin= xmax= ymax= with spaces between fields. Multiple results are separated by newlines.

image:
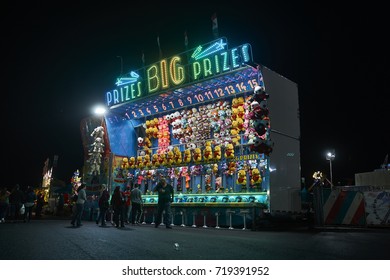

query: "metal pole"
xmin=116 ymin=56 xmax=123 ymax=76
xmin=329 ymin=159 xmax=333 ymax=187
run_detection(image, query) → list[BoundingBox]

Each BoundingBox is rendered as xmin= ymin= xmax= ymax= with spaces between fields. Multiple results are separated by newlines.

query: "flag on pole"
xmin=381 ymin=154 xmax=389 ymax=169
xmin=42 ymin=158 xmax=49 ymax=176
xmin=211 ymin=13 xmax=218 ymax=39
xmin=53 ymin=155 xmax=59 ymax=168
xmin=157 ymin=36 xmax=162 ymax=58
xmin=184 ymin=30 xmax=188 ymax=49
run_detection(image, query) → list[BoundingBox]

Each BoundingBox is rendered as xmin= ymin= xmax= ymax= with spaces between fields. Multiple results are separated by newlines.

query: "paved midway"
xmin=1 ymin=219 xmax=389 ymax=260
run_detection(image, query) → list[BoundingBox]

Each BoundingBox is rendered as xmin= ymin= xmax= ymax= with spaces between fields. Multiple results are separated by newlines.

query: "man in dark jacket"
xmin=9 ymin=184 xmax=24 ymax=222
xmin=153 ymin=178 xmax=174 ymax=229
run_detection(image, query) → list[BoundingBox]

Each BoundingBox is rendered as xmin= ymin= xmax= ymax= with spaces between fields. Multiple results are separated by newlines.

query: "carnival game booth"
xmin=90 ymin=37 xmax=300 ymax=228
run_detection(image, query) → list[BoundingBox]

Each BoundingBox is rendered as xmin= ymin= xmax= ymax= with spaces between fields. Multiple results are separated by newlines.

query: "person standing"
xmin=0 ymin=187 xmax=11 ymax=223
xmin=153 ymin=178 xmax=174 ymax=229
xmin=57 ymin=193 xmax=64 ymax=216
xmin=110 ymin=186 xmax=126 ymax=228
xmin=123 ymin=186 xmax=132 ymax=224
xmin=9 ymin=184 xmax=24 ymax=222
xmin=96 ymin=184 xmax=110 ymax=227
xmin=35 ymin=192 xmax=45 ymax=218
xmin=130 ymin=184 xmax=143 ymax=225
xmin=71 ymin=183 xmax=87 ymax=227
xmin=24 ymin=186 xmax=37 ymax=222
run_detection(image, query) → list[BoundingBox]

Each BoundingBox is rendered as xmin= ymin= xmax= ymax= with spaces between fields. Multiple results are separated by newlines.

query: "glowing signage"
xmin=105 ymin=38 xmax=253 ymax=108
xmin=126 ymin=77 xmax=260 ymax=119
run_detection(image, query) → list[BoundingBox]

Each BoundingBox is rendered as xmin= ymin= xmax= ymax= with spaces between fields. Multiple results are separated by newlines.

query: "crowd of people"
xmin=0 ymin=184 xmax=45 ymax=223
xmin=76 ymin=178 xmax=173 ymax=229
xmin=1 ymin=178 xmax=175 ymax=230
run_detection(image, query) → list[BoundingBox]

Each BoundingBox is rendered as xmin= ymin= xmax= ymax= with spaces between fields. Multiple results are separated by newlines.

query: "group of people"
xmin=108 ymin=183 xmax=143 ymax=228
xmin=0 ymin=184 xmax=45 ymax=223
xmin=71 ymin=177 xmax=174 ymax=230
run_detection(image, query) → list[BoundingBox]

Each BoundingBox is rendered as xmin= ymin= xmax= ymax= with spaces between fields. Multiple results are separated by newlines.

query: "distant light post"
xmin=326 ymin=150 xmax=335 ymax=186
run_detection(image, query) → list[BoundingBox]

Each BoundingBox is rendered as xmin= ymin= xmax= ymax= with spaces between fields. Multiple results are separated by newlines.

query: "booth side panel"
xmin=262 ymin=67 xmax=301 ymax=213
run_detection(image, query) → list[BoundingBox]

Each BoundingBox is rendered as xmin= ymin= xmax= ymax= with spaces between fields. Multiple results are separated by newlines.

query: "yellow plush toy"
xmin=203 ymin=145 xmax=213 ymax=161
xmin=144 ymin=137 xmax=152 ymax=148
xmin=193 ymin=148 xmax=202 ymax=163
xmin=166 ymin=150 xmax=174 ymax=166
xmin=173 ymin=147 xmax=182 ymax=165
xmin=237 ymin=169 xmax=247 ymax=185
xmin=136 ymin=156 xmax=144 ymax=169
xmin=224 ymin=143 xmax=234 ymax=159
xmin=184 ymin=149 xmax=191 ymax=163
xmin=212 ymin=163 xmax=218 ymax=175
xmin=230 ymin=129 xmax=240 ymax=146
xmin=144 ymin=154 xmax=152 ymax=168
xmin=213 ymin=145 xmax=221 ymax=160
xmin=151 ymin=154 xmax=160 ymax=168
xmin=128 ymin=157 xmax=136 ymax=168
xmin=251 ymin=168 xmax=262 ymax=185
xmin=121 ymin=157 xmax=129 ymax=169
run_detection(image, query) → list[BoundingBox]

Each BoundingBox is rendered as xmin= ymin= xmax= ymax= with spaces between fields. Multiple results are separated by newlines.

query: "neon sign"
xmin=105 ymin=38 xmax=253 ymax=108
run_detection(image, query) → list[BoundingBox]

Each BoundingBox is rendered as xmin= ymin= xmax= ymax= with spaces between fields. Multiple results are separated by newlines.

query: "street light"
xmin=93 ymin=105 xmax=107 ymax=126
xmin=325 ymin=150 xmax=335 ymax=186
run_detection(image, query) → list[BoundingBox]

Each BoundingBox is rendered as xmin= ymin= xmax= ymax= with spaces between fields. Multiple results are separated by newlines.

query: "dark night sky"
xmin=4 ymin=1 xmax=389 ymax=188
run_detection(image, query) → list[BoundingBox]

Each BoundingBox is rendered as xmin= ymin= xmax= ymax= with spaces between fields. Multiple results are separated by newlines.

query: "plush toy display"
xmin=88 ymin=126 xmax=105 ymax=175
xmin=114 ymin=91 xmax=273 ymax=195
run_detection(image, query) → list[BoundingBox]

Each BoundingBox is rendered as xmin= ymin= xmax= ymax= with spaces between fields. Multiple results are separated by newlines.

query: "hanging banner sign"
xmin=105 ymin=38 xmax=253 ymax=108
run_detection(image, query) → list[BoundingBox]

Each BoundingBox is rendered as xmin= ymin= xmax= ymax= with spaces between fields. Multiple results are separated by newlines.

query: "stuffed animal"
xmin=184 ymin=149 xmax=192 ymax=163
xmin=203 ymin=145 xmax=213 ymax=161
xmin=151 ymin=154 xmax=160 ymax=168
xmin=224 ymin=143 xmax=234 ymax=159
xmin=230 ymin=129 xmax=240 ymax=146
xmin=253 ymin=119 xmax=268 ymax=136
xmin=173 ymin=147 xmax=182 ymax=165
xmin=228 ymin=161 xmax=236 ymax=175
xmin=213 ymin=145 xmax=221 ymax=160
xmin=136 ymin=156 xmax=144 ymax=169
xmin=91 ymin=126 xmax=105 ymax=139
xmin=137 ymin=137 xmax=144 ymax=148
xmin=250 ymin=137 xmax=274 ymax=156
xmin=128 ymin=157 xmax=136 ymax=168
xmin=121 ymin=157 xmax=129 ymax=169
xmin=253 ymin=85 xmax=269 ymax=102
xmin=158 ymin=152 xmax=166 ymax=166
xmin=144 ymin=137 xmax=152 ymax=148
xmin=251 ymin=168 xmax=262 ymax=185
xmin=212 ymin=163 xmax=219 ymax=175
xmin=91 ymin=137 xmax=104 ymax=153
xmin=166 ymin=150 xmax=174 ymax=166
xmin=237 ymin=169 xmax=247 ymax=185
xmin=193 ymin=148 xmax=202 ymax=163
xmin=144 ymin=154 xmax=152 ymax=168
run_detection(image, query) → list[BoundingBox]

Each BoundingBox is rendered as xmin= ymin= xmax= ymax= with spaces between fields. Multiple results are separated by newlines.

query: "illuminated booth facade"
xmin=81 ymin=37 xmax=301 ymax=228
